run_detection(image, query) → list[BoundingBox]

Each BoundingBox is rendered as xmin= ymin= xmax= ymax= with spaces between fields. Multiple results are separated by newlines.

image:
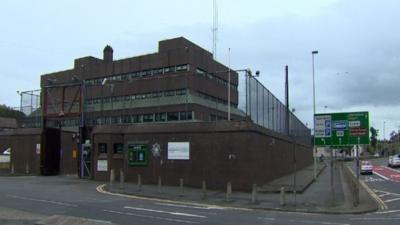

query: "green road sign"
xmin=314 ymin=111 xmax=369 ymax=146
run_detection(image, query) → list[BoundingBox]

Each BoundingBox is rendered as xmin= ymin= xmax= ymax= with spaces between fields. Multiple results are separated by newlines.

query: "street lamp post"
xmin=312 ymin=50 xmax=318 ymax=181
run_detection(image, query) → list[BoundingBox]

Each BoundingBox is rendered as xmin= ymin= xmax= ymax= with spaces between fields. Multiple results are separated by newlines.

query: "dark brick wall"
xmin=91 ymin=121 xmax=312 ymax=191
xmin=0 ymin=129 xmax=78 ymax=175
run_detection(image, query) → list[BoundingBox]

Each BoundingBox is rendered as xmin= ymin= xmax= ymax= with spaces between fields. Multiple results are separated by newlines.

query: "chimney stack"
xmin=103 ymin=45 xmax=113 ymax=62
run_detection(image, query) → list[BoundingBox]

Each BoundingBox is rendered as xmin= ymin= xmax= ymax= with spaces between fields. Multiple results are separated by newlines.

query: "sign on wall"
xmin=97 ymin=160 xmax=108 ymax=171
xmin=168 ymin=142 xmax=190 ymax=160
xmin=128 ymin=143 xmax=148 ymax=167
xmin=314 ymin=111 xmax=369 ymax=146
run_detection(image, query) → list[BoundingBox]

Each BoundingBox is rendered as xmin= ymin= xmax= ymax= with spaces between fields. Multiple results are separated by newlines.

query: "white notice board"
xmin=97 ymin=160 xmax=108 ymax=171
xmin=168 ymin=142 xmax=190 ymax=160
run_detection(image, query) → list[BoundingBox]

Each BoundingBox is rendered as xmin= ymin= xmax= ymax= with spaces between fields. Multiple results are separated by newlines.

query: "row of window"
xmin=194 ymin=91 xmax=238 ymax=108
xmin=98 ymin=143 xmax=123 ymax=154
xmin=86 ymin=111 xmax=193 ymax=126
xmin=209 ymin=114 xmax=228 ymax=121
xmin=48 ymin=111 xmax=194 ymax=127
xmin=84 ymin=64 xmax=190 ymax=85
xmin=85 ymin=88 xmax=238 ymax=108
xmin=85 ymin=89 xmax=187 ymax=105
xmin=196 ymin=68 xmax=238 ymax=90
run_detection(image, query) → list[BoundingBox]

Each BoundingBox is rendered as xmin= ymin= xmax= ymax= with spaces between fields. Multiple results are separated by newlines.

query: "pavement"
xmin=104 ymin=160 xmax=378 ymax=214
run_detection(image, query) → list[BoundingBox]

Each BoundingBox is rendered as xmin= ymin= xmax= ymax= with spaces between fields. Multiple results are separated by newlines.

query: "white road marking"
xmin=154 ymin=203 xmax=218 ymax=215
xmin=287 ymin=219 xmax=349 ymax=225
xmin=103 ymin=209 xmax=199 ymax=224
xmin=6 ymin=194 xmax=78 ymax=207
xmin=378 ymin=193 xmax=391 ymax=197
xmin=124 ymin=206 xmax=207 ymax=218
xmin=376 ymin=209 xmax=400 ymax=214
xmin=384 ymin=197 xmax=400 ymax=203
xmin=155 ymin=202 xmax=223 ymax=210
xmin=373 ymin=171 xmax=390 ymax=180
xmin=96 ymin=184 xmax=251 ymax=212
xmin=351 ymin=217 xmax=400 ymax=221
xmin=257 ymin=217 xmax=276 ymax=221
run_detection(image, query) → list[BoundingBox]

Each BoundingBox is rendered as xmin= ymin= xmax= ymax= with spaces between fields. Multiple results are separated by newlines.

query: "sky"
xmin=0 ymin=0 xmax=399 ymax=139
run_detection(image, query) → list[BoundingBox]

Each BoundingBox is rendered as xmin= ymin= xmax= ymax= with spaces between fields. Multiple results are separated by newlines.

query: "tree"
xmin=0 ymin=104 xmax=25 ymax=119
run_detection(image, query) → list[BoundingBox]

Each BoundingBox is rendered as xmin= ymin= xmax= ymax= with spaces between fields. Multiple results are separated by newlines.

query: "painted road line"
xmin=6 ymin=194 xmax=78 ymax=207
xmin=124 ymin=206 xmax=207 ymax=218
xmin=155 ymin=202 xmax=223 ymax=210
xmin=384 ymin=197 xmax=400 ymax=203
xmin=376 ymin=209 xmax=400 ymax=214
xmin=350 ymin=217 xmax=400 ymax=221
xmin=378 ymin=193 xmax=391 ymax=197
xmin=96 ymin=184 xmax=251 ymax=212
xmin=287 ymin=219 xmax=350 ymax=225
xmin=374 ymin=166 xmax=400 ymax=182
xmin=356 ymin=175 xmax=388 ymax=210
xmin=103 ymin=209 xmax=199 ymax=224
xmin=154 ymin=203 xmax=218 ymax=215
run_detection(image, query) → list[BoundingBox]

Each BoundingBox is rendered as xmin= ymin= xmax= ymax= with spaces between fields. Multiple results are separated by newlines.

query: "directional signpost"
xmin=314 ymin=111 xmax=369 ymax=206
xmin=314 ymin=111 xmax=370 ymax=146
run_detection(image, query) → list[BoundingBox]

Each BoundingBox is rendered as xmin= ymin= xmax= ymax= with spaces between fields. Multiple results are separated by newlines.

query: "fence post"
xmin=110 ymin=169 xmax=115 ymax=186
xmin=226 ymin=181 xmax=232 ymax=202
xmin=202 ymin=180 xmax=207 ymax=200
xmin=280 ymin=187 xmax=286 ymax=206
xmin=137 ymin=174 xmax=142 ymax=191
xmin=119 ymin=169 xmax=124 ymax=189
xmin=179 ymin=178 xmax=184 ymax=197
xmin=11 ymin=162 xmax=14 ymax=174
xmin=251 ymin=184 xmax=257 ymax=204
xmin=157 ymin=176 xmax=162 ymax=193
xmin=25 ymin=162 xmax=29 ymax=174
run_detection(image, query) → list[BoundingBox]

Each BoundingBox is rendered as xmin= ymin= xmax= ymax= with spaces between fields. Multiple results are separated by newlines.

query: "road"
xmin=0 ymin=173 xmax=400 ymax=225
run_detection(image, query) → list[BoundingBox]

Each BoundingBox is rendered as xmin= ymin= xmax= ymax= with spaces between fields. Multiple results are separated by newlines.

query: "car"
xmin=360 ymin=160 xmax=373 ymax=175
xmin=388 ymin=155 xmax=400 ymax=168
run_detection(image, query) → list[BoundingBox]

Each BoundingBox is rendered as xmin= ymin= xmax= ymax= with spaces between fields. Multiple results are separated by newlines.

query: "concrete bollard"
xmin=179 ymin=178 xmax=184 ymax=197
xmin=251 ymin=184 xmax=257 ymax=204
xmin=119 ymin=169 xmax=124 ymax=189
xmin=25 ymin=163 xmax=29 ymax=174
xmin=157 ymin=176 xmax=162 ymax=193
xmin=280 ymin=187 xmax=286 ymax=206
xmin=137 ymin=174 xmax=142 ymax=191
xmin=226 ymin=181 xmax=232 ymax=202
xmin=202 ymin=180 xmax=207 ymax=200
xmin=110 ymin=169 xmax=115 ymax=186
xmin=11 ymin=162 xmax=14 ymax=174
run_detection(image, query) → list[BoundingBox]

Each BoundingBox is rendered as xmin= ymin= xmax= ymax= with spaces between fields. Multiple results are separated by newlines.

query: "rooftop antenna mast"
xmin=212 ymin=0 xmax=218 ymax=60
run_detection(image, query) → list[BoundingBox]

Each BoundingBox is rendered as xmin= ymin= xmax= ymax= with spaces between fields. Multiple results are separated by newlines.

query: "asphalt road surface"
xmin=0 ymin=173 xmax=400 ymax=225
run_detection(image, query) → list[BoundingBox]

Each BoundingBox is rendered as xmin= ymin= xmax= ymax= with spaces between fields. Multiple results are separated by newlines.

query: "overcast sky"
xmin=0 ymin=0 xmax=399 ymax=139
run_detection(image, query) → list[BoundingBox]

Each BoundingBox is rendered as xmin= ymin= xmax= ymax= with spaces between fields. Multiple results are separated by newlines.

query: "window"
xmin=210 ymin=114 xmax=217 ymax=121
xmin=113 ymin=143 xmax=124 ymax=154
xmin=167 ymin=112 xmax=179 ymax=121
xmin=122 ymin=115 xmax=131 ymax=123
xmin=132 ymin=115 xmax=140 ymax=123
xmin=155 ymin=112 xmax=167 ymax=122
xmin=153 ymin=68 xmax=164 ymax=75
xmin=180 ymin=111 xmax=193 ymax=120
xmin=176 ymin=89 xmax=187 ymax=95
xmin=143 ymin=114 xmax=154 ymax=122
xmin=164 ymin=90 xmax=175 ymax=96
xmin=98 ymin=143 xmax=107 ymax=154
xmin=176 ymin=64 xmax=188 ymax=71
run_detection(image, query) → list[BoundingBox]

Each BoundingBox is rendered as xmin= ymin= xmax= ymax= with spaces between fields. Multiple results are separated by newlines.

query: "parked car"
xmin=388 ymin=155 xmax=400 ymax=168
xmin=360 ymin=160 xmax=373 ymax=175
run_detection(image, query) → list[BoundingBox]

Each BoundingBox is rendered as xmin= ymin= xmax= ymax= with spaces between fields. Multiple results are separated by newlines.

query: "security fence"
xmin=238 ymin=73 xmax=311 ymax=145
xmin=17 ymin=90 xmax=41 ymax=128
